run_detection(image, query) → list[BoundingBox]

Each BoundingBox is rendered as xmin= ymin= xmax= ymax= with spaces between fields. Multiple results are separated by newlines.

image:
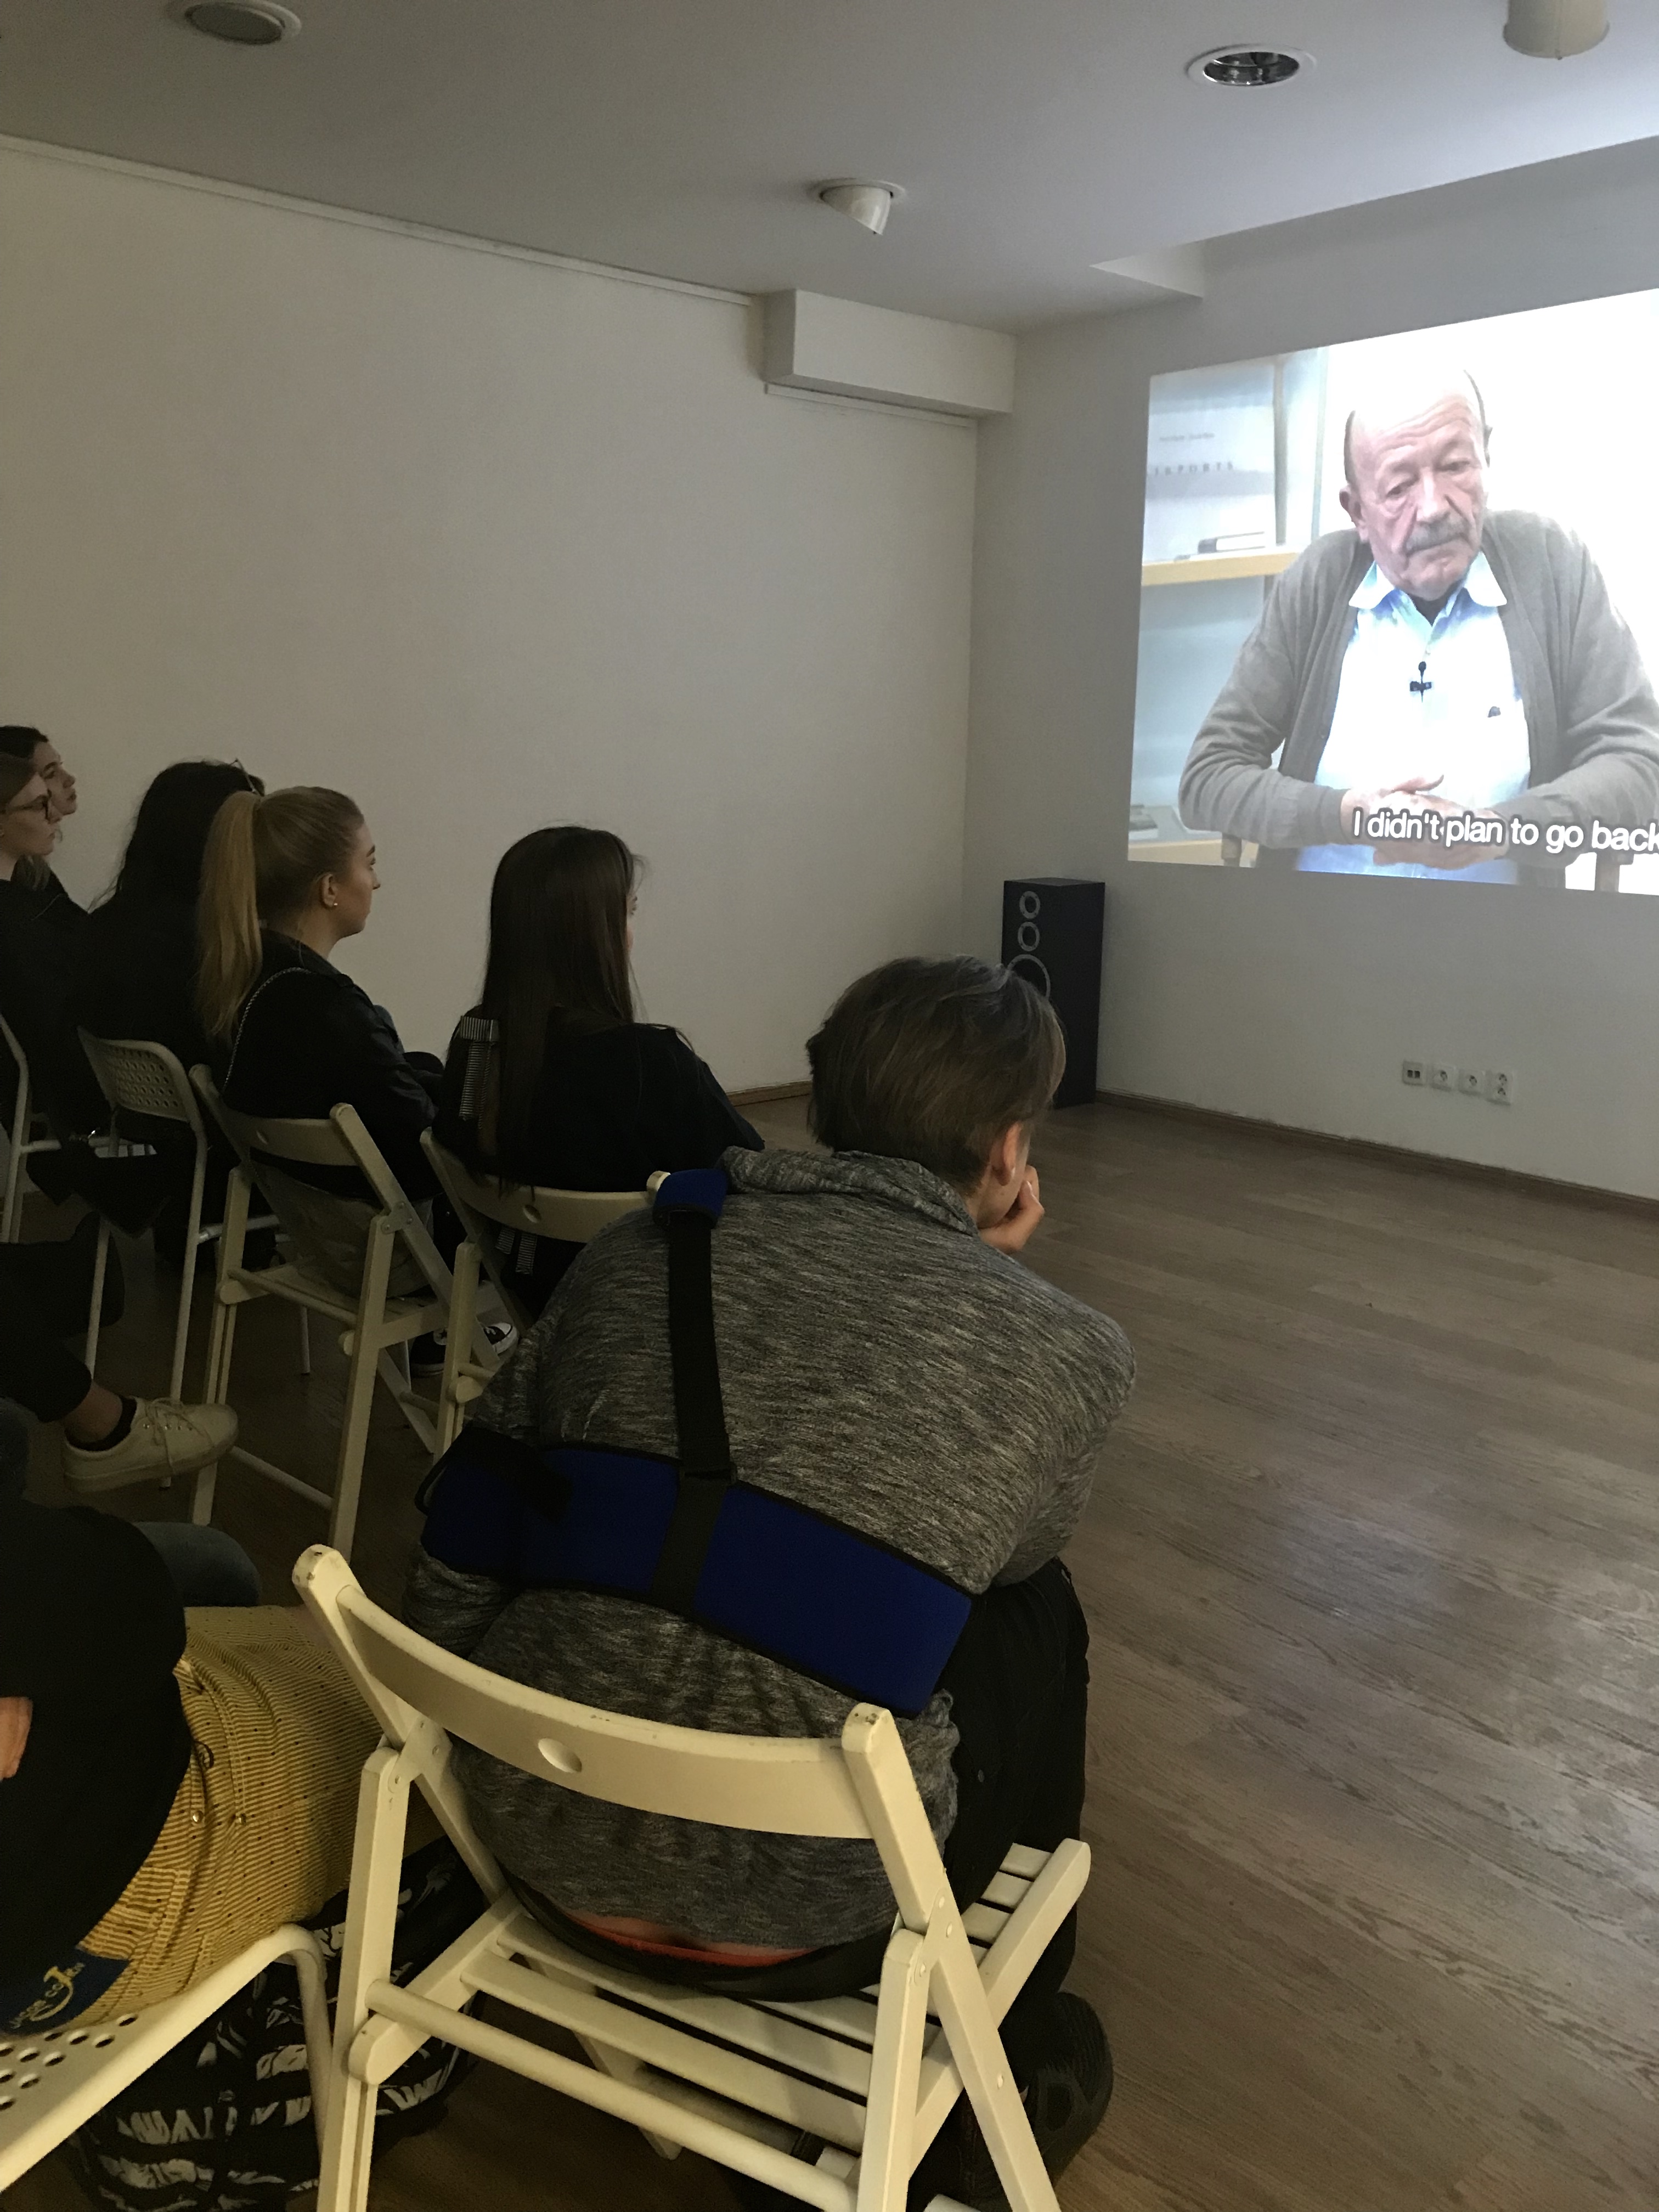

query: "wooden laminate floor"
xmin=9 ymin=1099 xmax=1659 ymax=2211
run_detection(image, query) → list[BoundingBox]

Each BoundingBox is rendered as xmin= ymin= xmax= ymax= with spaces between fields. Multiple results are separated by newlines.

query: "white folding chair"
xmin=420 ymin=1127 xmax=650 ymax=1453
xmin=0 ymin=1924 xmax=329 ymax=2193
xmin=191 ymin=1073 xmax=483 ymax=1560
xmin=296 ymin=1543 xmax=1090 ymax=2212
xmin=0 ymin=1010 xmax=63 ymax=1243
xmin=76 ymin=1031 xmax=294 ymax=1403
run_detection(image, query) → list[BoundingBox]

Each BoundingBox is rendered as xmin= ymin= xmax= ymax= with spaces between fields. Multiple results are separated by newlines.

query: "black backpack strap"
xmin=648 ymin=1170 xmax=732 ymax=1610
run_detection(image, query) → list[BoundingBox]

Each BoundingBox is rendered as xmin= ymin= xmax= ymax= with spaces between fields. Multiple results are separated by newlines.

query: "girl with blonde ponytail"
xmin=200 ymin=787 xmax=441 ymax=1201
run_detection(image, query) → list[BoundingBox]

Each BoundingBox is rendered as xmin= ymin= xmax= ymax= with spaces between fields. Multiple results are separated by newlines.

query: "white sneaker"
xmin=63 ymin=1400 xmax=239 ymax=1496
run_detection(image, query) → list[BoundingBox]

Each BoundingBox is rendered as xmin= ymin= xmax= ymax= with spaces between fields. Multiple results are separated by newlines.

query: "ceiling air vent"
xmin=1186 ymin=46 xmax=1309 ymax=87
xmin=173 ymin=2 xmax=301 ymax=45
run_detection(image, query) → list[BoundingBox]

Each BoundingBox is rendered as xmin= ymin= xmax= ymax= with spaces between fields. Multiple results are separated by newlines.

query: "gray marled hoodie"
xmin=403 ymin=1145 xmax=1134 ymax=1949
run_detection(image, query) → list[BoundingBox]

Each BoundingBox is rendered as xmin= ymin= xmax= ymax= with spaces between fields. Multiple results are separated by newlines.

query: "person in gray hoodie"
xmin=1178 ymin=366 xmax=1659 ymax=880
xmin=404 ymin=953 xmax=1134 ymax=2196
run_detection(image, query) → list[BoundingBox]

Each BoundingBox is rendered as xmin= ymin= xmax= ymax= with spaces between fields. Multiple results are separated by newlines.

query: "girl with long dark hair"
xmin=77 ymin=759 xmax=264 ymax=1076
xmin=436 ymin=825 xmax=759 ymax=1307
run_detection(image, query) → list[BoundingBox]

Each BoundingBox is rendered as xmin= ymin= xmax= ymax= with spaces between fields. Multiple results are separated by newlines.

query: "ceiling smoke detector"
xmin=1504 ymin=0 xmax=1607 ymax=56
xmin=1186 ymin=46 xmax=1310 ymax=87
xmin=815 ymin=180 xmax=903 ymax=236
xmin=172 ymin=2 xmax=301 ymax=44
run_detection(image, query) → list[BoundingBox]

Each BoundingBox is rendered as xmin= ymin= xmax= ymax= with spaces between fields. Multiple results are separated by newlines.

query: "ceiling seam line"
xmin=0 ymin=130 xmax=754 ymax=308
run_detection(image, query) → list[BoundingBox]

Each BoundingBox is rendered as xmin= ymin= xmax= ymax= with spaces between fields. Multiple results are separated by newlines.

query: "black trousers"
xmin=0 ymin=1223 xmax=122 ymax=1423
xmin=520 ymin=1556 xmax=1091 ymax=2010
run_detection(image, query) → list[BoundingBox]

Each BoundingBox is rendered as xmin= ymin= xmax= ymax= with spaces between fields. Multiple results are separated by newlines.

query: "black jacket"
xmin=0 ymin=868 xmax=104 ymax=1135
xmin=222 ymin=932 xmax=438 ymax=1201
xmin=434 ymin=1014 xmax=761 ymax=1307
xmin=74 ymin=893 xmax=218 ymax=1081
xmin=0 ymin=1501 xmax=190 ymax=1984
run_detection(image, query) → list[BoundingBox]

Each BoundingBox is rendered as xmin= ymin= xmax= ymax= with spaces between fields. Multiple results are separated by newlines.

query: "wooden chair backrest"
xmin=422 ymin=1130 xmax=648 ymax=1244
xmin=194 ymin=1071 xmax=453 ymax=1304
xmin=296 ymin=1543 xmax=875 ymax=1841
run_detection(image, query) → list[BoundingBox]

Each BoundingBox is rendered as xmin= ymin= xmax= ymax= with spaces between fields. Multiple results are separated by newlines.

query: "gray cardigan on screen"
xmin=1176 ymin=511 xmax=1659 ymax=863
xmin=403 ymin=1143 xmax=1133 ymax=1950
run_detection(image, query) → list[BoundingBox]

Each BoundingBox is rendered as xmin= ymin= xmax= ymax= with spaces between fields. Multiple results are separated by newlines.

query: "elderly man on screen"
xmin=1177 ymin=366 xmax=1659 ymax=878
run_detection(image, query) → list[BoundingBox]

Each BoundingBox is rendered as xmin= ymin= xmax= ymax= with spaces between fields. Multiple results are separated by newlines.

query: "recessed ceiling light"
xmin=1187 ymin=45 xmax=1311 ymax=87
xmin=814 ymin=180 xmax=904 ymax=236
xmin=172 ymin=2 xmax=301 ymax=45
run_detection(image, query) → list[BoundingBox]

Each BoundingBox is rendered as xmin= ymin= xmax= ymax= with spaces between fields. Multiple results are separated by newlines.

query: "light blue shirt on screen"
xmin=1297 ymin=552 xmax=1530 ymax=882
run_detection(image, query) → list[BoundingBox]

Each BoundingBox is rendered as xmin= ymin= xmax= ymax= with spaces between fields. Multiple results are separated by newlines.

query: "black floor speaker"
xmin=1000 ymin=877 xmax=1104 ymax=1110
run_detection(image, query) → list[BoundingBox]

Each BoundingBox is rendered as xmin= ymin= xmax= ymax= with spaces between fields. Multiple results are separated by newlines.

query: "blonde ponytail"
xmin=196 ymin=785 xmax=363 ymax=1041
xmin=197 ymin=789 xmax=263 ymax=1041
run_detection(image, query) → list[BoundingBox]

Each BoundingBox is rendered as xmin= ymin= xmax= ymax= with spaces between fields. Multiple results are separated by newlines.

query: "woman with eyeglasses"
xmin=0 ymin=724 xmax=77 ymax=821
xmin=0 ymin=751 xmax=103 ymax=1140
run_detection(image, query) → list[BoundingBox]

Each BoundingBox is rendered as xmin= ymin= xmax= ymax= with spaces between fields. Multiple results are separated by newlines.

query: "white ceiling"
xmin=3 ymin=1 xmax=1659 ymax=329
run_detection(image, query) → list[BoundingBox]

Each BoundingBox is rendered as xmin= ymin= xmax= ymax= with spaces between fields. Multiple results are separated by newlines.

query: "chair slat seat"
xmin=454 ymin=1951 xmax=872 ymax=2146
xmin=498 ymin=1927 xmax=882 ymax=2097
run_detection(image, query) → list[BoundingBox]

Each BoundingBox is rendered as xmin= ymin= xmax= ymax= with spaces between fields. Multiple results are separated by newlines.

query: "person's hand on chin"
xmin=980 ymin=1168 xmax=1044 ymax=1255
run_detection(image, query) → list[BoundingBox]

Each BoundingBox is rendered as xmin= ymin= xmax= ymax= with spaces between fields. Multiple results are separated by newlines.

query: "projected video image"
xmin=1128 ymin=292 xmax=1659 ymax=887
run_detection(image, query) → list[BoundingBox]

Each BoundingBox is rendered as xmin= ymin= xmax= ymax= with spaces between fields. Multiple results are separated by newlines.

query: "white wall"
xmin=967 ymin=136 xmax=1659 ymax=1197
xmin=0 ymin=141 xmax=977 ymax=1081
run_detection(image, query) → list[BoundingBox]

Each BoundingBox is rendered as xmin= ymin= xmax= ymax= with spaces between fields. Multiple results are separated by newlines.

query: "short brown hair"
xmin=808 ymin=956 xmax=1065 ymax=1188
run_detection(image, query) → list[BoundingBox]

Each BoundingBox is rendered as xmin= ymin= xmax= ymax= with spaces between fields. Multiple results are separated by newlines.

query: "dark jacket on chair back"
xmin=74 ymin=892 xmax=217 ymax=1080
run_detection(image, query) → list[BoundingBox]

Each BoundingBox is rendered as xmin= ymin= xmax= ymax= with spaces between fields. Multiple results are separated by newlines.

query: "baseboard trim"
xmin=730 ymin=1082 xmax=812 ymax=1107
xmin=1092 ymin=1088 xmax=1659 ymax=1220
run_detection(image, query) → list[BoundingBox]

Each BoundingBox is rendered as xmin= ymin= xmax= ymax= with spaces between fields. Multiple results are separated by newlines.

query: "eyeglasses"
xmin=1 ymin=795 xmax=53 ymax=820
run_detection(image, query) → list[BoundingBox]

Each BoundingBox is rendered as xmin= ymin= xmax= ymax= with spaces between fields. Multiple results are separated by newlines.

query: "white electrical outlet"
xmin=1458 ymin=1068 xmax=1482 ymax=1097
xmin=1402 ymin=1058 xmax=1426 ymax=1087
xmin=1484 ymin=1068 xmax=1515 ymax=1105
xmin=1431 ymin=1063 xmax=1457 ymax=1092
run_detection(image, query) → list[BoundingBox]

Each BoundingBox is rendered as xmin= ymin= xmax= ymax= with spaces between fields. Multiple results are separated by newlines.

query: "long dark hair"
xmin=476 ymin=826 xmax=636 ymax=1164
xmin=111 ymin=760 xmax=263 ymax=907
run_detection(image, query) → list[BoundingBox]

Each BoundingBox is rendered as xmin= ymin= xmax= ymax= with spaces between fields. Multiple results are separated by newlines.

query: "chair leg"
xmin=1 ymin=1071 xmax=29 ymax=1243
xmin=195 ymin=1170 xmax=250 ymax=1526
xmin=434 ymin=1239 xmax=479 ymax=1457
xmin=297 ymin=1306 xmax=312 ymax=1376
xmin=83 ymin=1218 xmax=111 ymax=1381
xmin=168 ymin=1145 xmax=210 ymax=1403
xmin=930 ymin=1931 xmax=1059 ymax=2212
xmin=285 ymin=1932 xmax=333 ymax=2148
xmin=857 ymin=1929 xmax=930 ymax=2212
xmin=328 ymin=1217 xmax=394 ymax=1561
xmin=317 ymin=1747 xmax=408 ymax=2212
